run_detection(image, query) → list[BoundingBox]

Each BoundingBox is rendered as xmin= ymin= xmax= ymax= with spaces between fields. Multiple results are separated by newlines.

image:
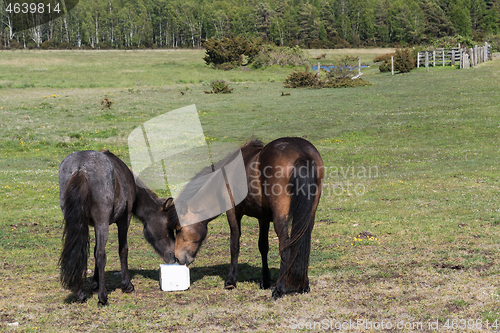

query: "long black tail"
xmin=59 ymin=170 xmax=91 ymax=291
xmin=285 ymin=157 xmax=320 ymax=292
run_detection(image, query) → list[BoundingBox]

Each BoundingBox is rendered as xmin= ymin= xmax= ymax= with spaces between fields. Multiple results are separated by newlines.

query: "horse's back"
xmin=261 ymin=137 xmax=322 ymax=165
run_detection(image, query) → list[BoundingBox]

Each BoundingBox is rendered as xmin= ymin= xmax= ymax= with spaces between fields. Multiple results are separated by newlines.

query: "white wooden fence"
xmin=417 ymin=42 xmax=491 ymax=70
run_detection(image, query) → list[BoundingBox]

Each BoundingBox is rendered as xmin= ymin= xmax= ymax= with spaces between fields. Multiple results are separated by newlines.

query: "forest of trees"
xmin=1 ymin=0 xmax=499 ymax=49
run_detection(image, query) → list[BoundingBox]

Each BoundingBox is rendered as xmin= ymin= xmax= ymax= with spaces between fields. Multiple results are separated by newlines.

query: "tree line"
xmin=1 ymin=0 xmax=499 ymax=49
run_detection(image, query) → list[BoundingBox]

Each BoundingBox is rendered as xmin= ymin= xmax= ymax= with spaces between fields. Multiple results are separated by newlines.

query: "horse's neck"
xmin=133 ymin=185 xmax=161 ymax=225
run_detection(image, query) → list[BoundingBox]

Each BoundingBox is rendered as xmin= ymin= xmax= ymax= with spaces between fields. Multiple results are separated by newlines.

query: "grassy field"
xmin=0 ymin=48 xmax=499 ymax=332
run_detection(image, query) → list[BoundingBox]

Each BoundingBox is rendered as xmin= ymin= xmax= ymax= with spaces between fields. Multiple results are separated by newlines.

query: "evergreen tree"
xmin=449 ymin=0 xmax=473 ymax=36
xmin=420 ymin=0 xmax=456 ymax=40
xmin=481 ymin=6 xmax=500 ymax=33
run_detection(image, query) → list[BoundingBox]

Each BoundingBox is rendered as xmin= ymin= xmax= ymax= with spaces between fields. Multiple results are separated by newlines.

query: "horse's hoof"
xmin=272 ymin=288 xmax=284 ymax=300
xmin=98 ymin=298 xmax=108 ymax=306
xmin=76 ymin=290 xmax=87 ymax=303
xmin=224 ymin=281 xmax=236 ymax=290
xmin=121 ymin=282 xmax=134 ymax=293
xmin=260 ymin=281 xmax=271 ymax=290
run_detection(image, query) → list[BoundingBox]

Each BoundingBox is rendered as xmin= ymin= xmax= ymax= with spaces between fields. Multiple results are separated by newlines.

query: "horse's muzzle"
xmin=163 ymin=251 xmax=176 ymax=264
xmin=175 ymin=254 xmax=194 ymax=266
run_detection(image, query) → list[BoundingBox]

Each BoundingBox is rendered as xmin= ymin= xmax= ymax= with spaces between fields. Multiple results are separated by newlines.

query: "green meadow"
xmin=0 ymin=48 xmax=499 ymax=332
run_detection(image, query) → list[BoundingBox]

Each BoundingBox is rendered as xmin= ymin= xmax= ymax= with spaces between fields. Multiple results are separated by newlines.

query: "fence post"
xmin=474 ymin=45 xmax=478 ymax=66
xmin=460 ymin=49 xmax=463 ymax=69
xmin=433 ymin=51 xmax=436 ymax=67
xmin=469 ymin=48 xmax=474 ymax=68
xmin=425 ymin=52 xmax=429 ymax=71
xmin=442 ymin=51 xmax=445 ymax=66
xmin=391 ymin=56 xmax=394 ymax=75
xmin=451 ymin=50 xmax=455 ymax=66
xmin=417 ymin=52 xmax=420 ymax=68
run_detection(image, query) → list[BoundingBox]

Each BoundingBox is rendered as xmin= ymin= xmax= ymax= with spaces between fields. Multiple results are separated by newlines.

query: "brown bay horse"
xmin=58 ymin=149 xmax=176 ymax=305
xmin=167 ymin=137 xmax=324 ymax=298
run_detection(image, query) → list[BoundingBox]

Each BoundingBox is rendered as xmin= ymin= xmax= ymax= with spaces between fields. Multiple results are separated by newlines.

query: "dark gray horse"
xmin=58 ymin=149 xmax=176 ymax=305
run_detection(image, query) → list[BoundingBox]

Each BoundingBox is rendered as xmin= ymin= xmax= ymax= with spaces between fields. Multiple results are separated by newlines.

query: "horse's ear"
xmin=163 ymin=197 xmax=174 ymax=211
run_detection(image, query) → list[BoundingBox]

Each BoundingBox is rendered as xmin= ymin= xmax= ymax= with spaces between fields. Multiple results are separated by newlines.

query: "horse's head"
xmin=163 ymin=199 xmax=208 ymax=266
xmin=174 ymin=222 xmax=208 ymax=265
xmin=142 ymin=197 xmax=177 ymax=264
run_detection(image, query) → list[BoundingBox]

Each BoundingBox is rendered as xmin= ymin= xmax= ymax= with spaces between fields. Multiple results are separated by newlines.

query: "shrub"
xmin=202 ymin=36 xmax=260 ymax=68
xmin=378 ymin=62 xmax=391 ymax=72
xmin=485 ymin=34 xmax=500 ymax=52
xmin=373 ymin=53 xmax=395 ymax=63
xmin=41 ymin=40 xmax=55 ymax=50
xmin=210 ymin=80 xmax=233 ymax=94
xmin=374 ymin=49 xmax=415 ymax=73
xmin=393 ymin=48 xmax=415 ymax=73
xmin=323 ymin=56 xmax=371 ymax=88
xmin=284 ymin=57 xmax=371 ymax=89
xmin=374 ymin=53 xmax=395 ymax=72
xmin=308 ymin=39 xmax=324 ymax=49
xmin=323 ymin=78 xmax=371 ymax=88
xmin=284 ymin=70 xmax=322 ymax=89
xmin=252 ymin=45 xmax=308 ymax=69
xmin=326 ymin=56 xmax=358 ymax=79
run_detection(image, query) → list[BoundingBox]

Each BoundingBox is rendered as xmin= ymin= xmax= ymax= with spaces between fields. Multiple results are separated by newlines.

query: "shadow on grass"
xmin=63 ymin=263 xmax=279 ymax=303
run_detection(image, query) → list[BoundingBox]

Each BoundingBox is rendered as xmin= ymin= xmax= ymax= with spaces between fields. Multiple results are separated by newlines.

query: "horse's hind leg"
xmin=94 ymin=224 xmax=109 ymax=306
xmin=92 ymin=244 xmax=99 ymax=292
xmin=117 ymin=214 xmax=134 ymax=293
xmin=272 ymin=216 xmax=290 ymax=299
xmin=258 ymin=219 xmax=271 ymax=289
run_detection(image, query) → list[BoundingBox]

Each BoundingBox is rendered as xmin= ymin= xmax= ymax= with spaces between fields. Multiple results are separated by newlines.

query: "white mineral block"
xmin=159 ymin=264 xmax=190 ymax=291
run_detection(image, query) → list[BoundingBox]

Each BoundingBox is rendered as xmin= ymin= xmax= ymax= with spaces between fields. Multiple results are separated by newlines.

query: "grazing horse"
xmin=58 ymin=149 xmax=176 ymax=305
xmin=167 ymin=137 xmax=324 ymax=298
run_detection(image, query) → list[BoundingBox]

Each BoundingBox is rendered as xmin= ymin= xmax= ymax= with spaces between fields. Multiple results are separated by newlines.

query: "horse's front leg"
xmin=117 ymin=213 xmax=134 ymax=293
xmin=258 ymin=219 xmax=271 ymax=289
xmin=94 ymin=224 xmax=109 ymax=306
xmin=272 ymin=217 xmax=290 ymax=299
xmin=224 ymin=208 xmax=241 ymax=289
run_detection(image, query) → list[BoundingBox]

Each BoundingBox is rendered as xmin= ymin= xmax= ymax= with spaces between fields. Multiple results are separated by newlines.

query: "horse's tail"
xmin=59 ymin=170 xmax=91 ymax=291
xmin=285 ymin=157 xmax=320 ymax=292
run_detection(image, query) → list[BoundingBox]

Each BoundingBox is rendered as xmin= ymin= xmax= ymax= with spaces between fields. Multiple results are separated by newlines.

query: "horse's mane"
xmin=174 ymin=145 xmax=241 ymax=204
xmin=101 ymin=149 xmax=163 ymax=203
xmin=241 ymin=139 xmax=264 ymax=149
xmin=166 ymin=139 xmax=265 ymax=225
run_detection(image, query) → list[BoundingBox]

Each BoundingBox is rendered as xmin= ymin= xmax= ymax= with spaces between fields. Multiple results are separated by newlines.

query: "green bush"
xmin=485 ymin=34 xmax=500 ymax=52
xmin=375 ymin=49 xmax=415 ymax=73
xmin=326 ymin=56 xmax=358 ymax=79
xmin=323 ymin=56 xmax=371 ymax=88
xmin=202 ymin=36 xmax=260 ymax=68
xmin=284 ymin=70 xmax=322 ymax=89
xmin=393 ymin=48 xmax=415 ymax=73
xmin=378 ymin=62 xmax=391 ymax=72
xmin=210 ymin=80 xmax=233 ymax=93
xmin=284 ymin=57 xmax=371 ymax=89
xmin=252 ymin=45 xmax=307 ymax=69
xmin=323 ymin=78 xmax=371 ymax=88
xmin=373 ymin=53 xmax=395 ymax=63
xmin=374 ymin=53 xmax=395 ymax=72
